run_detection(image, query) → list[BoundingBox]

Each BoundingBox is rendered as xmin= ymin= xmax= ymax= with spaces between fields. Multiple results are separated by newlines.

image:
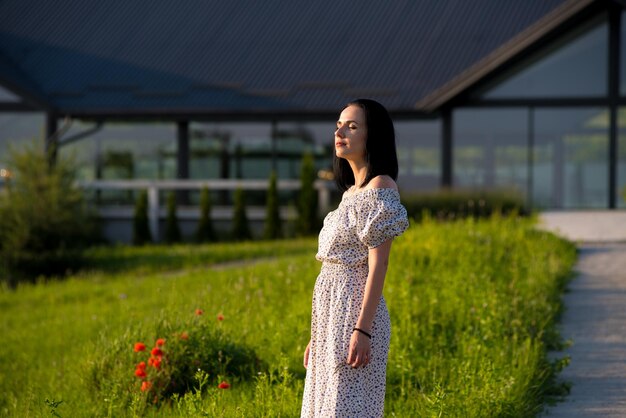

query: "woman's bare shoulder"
xmin=367 ymin=175 xmax=398 ymax=191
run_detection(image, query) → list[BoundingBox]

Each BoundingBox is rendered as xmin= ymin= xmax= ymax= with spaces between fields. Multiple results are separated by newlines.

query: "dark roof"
xmin=0 ymin=0 xmax=574 ymax=117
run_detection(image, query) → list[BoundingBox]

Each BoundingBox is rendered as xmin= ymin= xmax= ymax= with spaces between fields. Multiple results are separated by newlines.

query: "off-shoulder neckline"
xmin=342 ymin=187 xmax=400 ymax=199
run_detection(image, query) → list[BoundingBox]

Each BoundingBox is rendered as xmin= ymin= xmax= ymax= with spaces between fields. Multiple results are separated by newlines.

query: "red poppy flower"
xmin=151 ymin=347 xmax=163 ymax=357
xmin=141 ymin=381 xmax=152 ymax=392
xmin=156 ymin=338 xmax=166 ymax=346
xmin=195 ymin=309 xmax=204 ymax=316
xmin=148 ymin=357 xmax=155 ymax=366
xmin=152 ymin=357 xmax=162 ymax=369
xmin=180 ymin=331 xmax=189 ymax=340
xmin=134 ymin=342 xmax=146 ymax=352
xmin=218 ymin=381 xmax=230 ymax=389
xmin=135 ymin=368 xmax=147 ymax=378
xmin=217 ymin=313 xmax=224 ymax=321
xmin=136 ymin=361 xmax=146 ymax=370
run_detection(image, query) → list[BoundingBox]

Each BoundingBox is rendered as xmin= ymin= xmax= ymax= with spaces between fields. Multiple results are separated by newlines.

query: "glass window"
xmin=480 ymin=18 xmax=607 ymax=98
xmin=533 ymin=108 xmax=608 ymax=209
xmin=620 ymin=11 xmax=626 ymax=95
xmin=0 ymin=85 xmax=21 ymax=102
xmin=0 ymin=112 xmax=45 ymax=158
xmin=395 ymin=120 xmax=440 ymax=193
xmin=58 ymin=121 xmax=176 ymax=204
xmin=453 ymin=108 xmax=529 ymax=200
xmin=617 ymin=108 xmax=626 ymax=208
xmin=275 ymin=121 xmax=334 ymax=180
xmin=0 ymin=112 xmax=45 ymax=190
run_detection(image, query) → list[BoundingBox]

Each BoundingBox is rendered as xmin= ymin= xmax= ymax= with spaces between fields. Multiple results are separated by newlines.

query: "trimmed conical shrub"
xmin=263 ymin=171 xmax=282 ymax=239
xmin=297 ymin=152 xmax=318 ymax=236
xmin=133 ymin=190 xmax=152 ymax=245
xmin=232 ymin=187 xmax=251 ymax=241
xmin=164 ymin=191 xmax=181 ymax=243
xmin=195 ymin=186 xmax=216 ymax=242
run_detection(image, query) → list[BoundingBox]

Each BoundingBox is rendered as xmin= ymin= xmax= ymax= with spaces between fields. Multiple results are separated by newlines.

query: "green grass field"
xmin=0 ymin=216 xmax=576 ymax=417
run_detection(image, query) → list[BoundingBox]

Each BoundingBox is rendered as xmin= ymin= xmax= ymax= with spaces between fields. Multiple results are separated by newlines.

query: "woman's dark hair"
xmin=333 ymin=98 xmax=398 ymax=191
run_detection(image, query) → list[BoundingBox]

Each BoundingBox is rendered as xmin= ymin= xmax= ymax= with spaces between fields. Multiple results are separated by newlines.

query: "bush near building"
xmin=232 ymin=188 xmax=251 ymax=241
xmin=195 ymin=187 xmax=215 ymax=243
xmin=164 ymin=191 xmax=181 ymax=244
xmin=0 ymin=142 xmax=100 ymax=285
xmin=402 ymin=188 xmax=527 ymax=222
xmin=133 ymin=190 xmax=152 ymax=245
xmin=297 ymin=152 xmax=318 ymax=236
xmin=263 ymin=171 xmax=282 ymax=240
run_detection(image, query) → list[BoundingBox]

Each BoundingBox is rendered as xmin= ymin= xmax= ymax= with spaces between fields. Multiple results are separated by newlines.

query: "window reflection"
xmin=395 ymin=120 xmax=440 ymax=192
xmin=533 ymin=108 xmax=608 ymax=209
xmin=453 ymin=108 xmax=528 ymax=199
xmin=0 ymin=86 xmax=21 ymax=102
xmin=481 ymin=18 xmax=607 ymax=98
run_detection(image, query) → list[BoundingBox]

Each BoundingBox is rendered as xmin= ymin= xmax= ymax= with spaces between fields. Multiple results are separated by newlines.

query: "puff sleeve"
xmin=356 ymin=190 xmax=409 ymax=249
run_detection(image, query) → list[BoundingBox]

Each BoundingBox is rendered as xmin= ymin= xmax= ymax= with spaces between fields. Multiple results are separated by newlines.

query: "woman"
xmin=301 ymin=99 xmax=409 ymax=417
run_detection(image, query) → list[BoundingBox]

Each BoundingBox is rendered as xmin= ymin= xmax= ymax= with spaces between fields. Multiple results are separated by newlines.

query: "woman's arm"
xmin=346 ymin=238 xmax=393 ymax=368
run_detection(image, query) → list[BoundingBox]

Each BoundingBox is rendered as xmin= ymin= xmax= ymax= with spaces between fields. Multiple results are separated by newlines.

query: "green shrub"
xmin=263 ymin=171 xmax=282 ymax=240
xmin=402 ymin=188 xmax=527 ymax=222
xmin=0 ymin=142 xmax=100 ymax=285
xmin=165 ymin=191 xmax=181 ymax=244
xmin=88 ymin=315 xmax=261 ymax=412
xmin=296 ymin=152 xmax=318 ymax=236
xmin=195 ymin=186 xmax=215 ymax=242
xmin=232 ymin=188 xmax=251 ymax=241
xmin=132 ymin=190 xmax=152 ymax=245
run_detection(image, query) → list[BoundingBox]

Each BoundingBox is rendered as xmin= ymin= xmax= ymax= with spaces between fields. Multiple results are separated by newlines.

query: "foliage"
xmin=0 ymin=142 xmax=100 ymax=285
xmin=164 ymin=191 xmax=182 ymax=244
xmin=195 ymin=187 xmax=215 ymax=243
xmin=263 ymin=171 xmax=282 ymax=240
xmin=0 ymin=217 xmax=577 ymax=417
xmin=402 ymin=187 xmax=527 ymax=221
xmin=296 ymin=152 xmax=318 ymax=236
xmin=132 ymin=190 xmax=152 ymax=245
xmin=88 ymin=313 xmax=260 ymax=413
xmin=622 ymin=185 xmax=626 ymax=204
xmin=231 ymin=187 xmax=251 ymax=241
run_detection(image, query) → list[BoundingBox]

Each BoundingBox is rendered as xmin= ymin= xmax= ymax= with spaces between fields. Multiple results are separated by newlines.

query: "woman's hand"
xmin=346 ymin=330 xmax=371 ymax=368
xmin=303 ymin=340 xmax=311 ymax=369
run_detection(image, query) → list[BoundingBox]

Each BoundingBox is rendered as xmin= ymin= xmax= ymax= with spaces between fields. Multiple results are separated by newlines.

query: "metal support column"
xmin=176 ymin=120 xmax=190 ymax=204
xmin=608 ymin=4 xmax=620 ymax=209
xmin=441 ymin=108 xmax=453 ymax=188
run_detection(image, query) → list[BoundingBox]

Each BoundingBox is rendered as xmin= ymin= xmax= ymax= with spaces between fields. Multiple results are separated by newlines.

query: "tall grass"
xmin=0 ymin=216 xmax=576 ymax=417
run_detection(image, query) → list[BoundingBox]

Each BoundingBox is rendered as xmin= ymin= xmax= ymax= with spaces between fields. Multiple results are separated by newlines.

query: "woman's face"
xmin=335 ymin=105 xmax=367 ymax=163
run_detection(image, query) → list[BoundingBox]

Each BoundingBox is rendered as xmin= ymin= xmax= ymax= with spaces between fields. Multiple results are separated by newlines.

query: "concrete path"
xmin=539 ymin=211 xmax=626 ymax=243
xmin=538 ymin=212 xmax=626 ymax=417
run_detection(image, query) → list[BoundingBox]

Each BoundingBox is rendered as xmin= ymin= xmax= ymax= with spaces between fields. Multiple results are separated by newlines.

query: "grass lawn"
xmin=0 ymin=216 xmax=576 ymax=417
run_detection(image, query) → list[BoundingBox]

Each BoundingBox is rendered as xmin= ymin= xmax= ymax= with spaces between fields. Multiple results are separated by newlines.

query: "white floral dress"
xmin=301 ymin=188 xmax=409 ymax=418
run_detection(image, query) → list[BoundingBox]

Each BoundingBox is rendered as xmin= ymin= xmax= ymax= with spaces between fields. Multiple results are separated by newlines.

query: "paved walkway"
xmin=538 ymin=212 xmax=626 ymax=417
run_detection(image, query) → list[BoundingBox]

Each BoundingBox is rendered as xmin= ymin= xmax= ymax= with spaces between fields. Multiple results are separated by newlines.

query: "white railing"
xmin=78 ymin=179 xmax=333 ymax=240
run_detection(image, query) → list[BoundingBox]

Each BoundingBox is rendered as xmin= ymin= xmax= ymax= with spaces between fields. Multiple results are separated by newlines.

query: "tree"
xmin=195 ymin=186 xmax=216 ymax=242
xmin=0 ymin=141 xmax=100 ymax=285
xmin=164 ymin=191 xmax=181 ymax=243
xmin=231 ymin=188 xmax=251 ymax=241
xmin=133 ymin=190 xmax=152 ymax=245
xmin=297 ymin=152 xmax=318 ymax=236
xmin=263 ymin=171 xmax=282 ymax=239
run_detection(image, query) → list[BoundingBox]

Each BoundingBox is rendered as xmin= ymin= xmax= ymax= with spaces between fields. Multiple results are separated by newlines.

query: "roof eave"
xmin=59 ymin=106 xmax=434 ymax=122
xmin=415 ymin=0 xmax=600 ymax=113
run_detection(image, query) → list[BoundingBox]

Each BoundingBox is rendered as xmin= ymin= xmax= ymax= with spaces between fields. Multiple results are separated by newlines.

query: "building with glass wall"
xmin=0 ymin=0 xmax=624 ymax=227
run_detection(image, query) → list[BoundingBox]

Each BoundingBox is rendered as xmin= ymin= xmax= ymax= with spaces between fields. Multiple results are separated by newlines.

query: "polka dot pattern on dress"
xmin=301 ymin=188 xmax=409 ymax=418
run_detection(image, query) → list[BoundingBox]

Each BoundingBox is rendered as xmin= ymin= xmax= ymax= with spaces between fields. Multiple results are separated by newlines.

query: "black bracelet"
xmin=353 ymin=327 xmax=372 ymax=339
